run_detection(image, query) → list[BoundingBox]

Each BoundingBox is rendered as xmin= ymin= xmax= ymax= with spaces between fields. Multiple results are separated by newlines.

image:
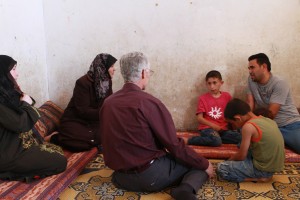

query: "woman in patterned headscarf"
xmin=49 ymin=53 xmax=117 ymax=152
xmin=0 ymin=55 xmax=67 ymax=182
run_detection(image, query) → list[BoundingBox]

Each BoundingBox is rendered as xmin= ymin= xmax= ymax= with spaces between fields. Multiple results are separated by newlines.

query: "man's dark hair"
xmin=224 ymin=98 xmax=251 ymax=120
xmin=205 ymin=70 xmax=222 ymax=81
xmin=248 ymin=53 xmax=271 ymax=72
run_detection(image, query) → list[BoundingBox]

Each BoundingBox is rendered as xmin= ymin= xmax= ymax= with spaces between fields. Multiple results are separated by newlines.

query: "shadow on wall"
xmin=182 ymin=95 xmax=199 ymax=131
xmin=232 ymin=85 xmax=248 ymax=101
xmin=227 ymin=69 xmax=248 ymax=101
xmin=181 ymin=76 xmax=207 ymax=131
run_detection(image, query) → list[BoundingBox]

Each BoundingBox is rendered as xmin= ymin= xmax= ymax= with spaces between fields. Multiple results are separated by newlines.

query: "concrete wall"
xmin=1 ymin=0 xmax=300 ymax=130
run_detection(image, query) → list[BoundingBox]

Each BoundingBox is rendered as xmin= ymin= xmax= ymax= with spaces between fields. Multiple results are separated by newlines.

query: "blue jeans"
xmin=188 ymin=128 xmax=241 ymax=147
xmin=216 ymin=154 xmax=273 ymax=182
xmin=279 ymin=121 xmax=300 ymax=154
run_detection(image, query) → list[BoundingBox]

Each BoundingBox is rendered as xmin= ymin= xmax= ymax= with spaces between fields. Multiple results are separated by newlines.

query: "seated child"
xmin=188 ymin=70 xmax=241 ymax=146
xmin=216 ymin=98 xmax=285 ymax=182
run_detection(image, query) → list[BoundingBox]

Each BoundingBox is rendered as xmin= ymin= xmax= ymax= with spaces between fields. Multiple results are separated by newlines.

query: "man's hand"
xmin=205 ymin=161 xmax=214 ymax=178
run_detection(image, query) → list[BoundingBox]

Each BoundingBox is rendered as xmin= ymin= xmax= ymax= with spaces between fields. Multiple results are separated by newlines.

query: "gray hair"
xmin=120 ymin=52 xmax=149 ymax=83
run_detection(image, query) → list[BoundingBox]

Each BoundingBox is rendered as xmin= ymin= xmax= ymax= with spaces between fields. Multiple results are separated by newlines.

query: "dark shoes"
xmin=170 ymin=183 xmax=197 ymax=200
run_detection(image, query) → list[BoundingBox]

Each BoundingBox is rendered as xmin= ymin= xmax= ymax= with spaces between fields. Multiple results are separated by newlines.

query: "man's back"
xmin=99 ymin=83 xmax=167 ymax=171
xmin=100 ymin=82 xmax=209 ymax=171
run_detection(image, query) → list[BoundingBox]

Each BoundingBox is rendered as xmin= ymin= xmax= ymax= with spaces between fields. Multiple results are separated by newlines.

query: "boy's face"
xmin=226 ymin=115 xmax=245 ymax=129
xmin=226 ymin=119 xmax=241 ymax=129
xmin=206 ymin=77 xmax=224 ymax=95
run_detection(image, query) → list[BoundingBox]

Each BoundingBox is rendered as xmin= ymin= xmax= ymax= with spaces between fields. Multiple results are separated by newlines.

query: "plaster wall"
xmin=1 ymin=0 xmax=300 ymax=130
xmin=0 ymin=0 xmax=48 ymax=105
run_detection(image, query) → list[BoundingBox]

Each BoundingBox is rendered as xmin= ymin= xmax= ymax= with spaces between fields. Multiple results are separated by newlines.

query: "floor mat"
xmin=59 ymin=154 xmax=300 ymax=200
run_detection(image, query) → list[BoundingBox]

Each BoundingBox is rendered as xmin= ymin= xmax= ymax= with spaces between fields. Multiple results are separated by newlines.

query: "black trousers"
xmin=0 ymin=145 xmax=67 ymax=182
xmin=112 ymin=155 xmax=208 ymax=193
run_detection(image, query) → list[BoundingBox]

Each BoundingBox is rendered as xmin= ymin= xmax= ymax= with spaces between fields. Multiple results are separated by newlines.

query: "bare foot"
xmin=244 ymin=176 xmax=273 ymax=183
xmin=257 ymin=177 xmax=273 ymax=182
xmin=44 ymin=131 xmax=59 ymax=142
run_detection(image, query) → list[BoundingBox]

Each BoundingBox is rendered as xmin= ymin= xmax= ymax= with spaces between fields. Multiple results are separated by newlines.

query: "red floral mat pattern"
xmin=0 ymin=148 xmax=98 ymax=200
xmin=177 ymin=131 xmax=300 ymax=162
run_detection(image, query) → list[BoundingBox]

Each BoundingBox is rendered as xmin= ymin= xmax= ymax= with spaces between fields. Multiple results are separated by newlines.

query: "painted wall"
xmin=0 ymin=0 xmax=48 ymax=105
xmin=1 ymin=0 xmax=300 ymax=130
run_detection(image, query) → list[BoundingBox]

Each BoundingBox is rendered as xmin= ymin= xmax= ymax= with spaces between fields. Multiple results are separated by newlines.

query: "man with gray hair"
xmin=99 ymin=52 xmax=213 ymax=200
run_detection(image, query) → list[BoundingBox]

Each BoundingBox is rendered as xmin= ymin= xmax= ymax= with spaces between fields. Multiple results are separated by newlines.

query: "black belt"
xmin=118 ymin=159 xmax=156 ymax=174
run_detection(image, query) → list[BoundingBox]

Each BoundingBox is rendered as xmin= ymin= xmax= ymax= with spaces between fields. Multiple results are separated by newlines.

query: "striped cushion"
xmin=177 ymin=131 xmax=300 ymax=163
xmin=33 ymin=101 xmax=64 ymax=139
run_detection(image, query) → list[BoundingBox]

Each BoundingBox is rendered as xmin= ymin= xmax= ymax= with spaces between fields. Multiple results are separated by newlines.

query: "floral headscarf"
xmin=87 ymin=53 xmax=117 ymax=101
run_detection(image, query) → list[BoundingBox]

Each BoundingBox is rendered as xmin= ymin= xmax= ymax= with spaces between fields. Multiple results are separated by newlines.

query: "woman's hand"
xmin=20 ymin=93 xmax=33 ymax=105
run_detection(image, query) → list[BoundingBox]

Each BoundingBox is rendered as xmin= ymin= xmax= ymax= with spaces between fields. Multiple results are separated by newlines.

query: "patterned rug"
xmin=59 ymin=154 xmax=300 ymax=200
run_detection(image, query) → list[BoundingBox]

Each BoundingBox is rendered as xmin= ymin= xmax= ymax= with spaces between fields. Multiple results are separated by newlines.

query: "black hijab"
xmin=0 ymin=55 xmax=22 ymax=111
xmin=87 ymin=53 xmax=117 ymax=101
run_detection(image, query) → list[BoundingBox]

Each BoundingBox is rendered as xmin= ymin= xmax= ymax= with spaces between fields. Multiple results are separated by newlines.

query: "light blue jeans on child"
xmin=216 ymin=153 xmax=273 ymax=182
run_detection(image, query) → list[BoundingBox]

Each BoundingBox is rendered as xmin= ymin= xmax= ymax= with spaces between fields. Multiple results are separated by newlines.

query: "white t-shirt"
xmin=247 ymin=74 xmax=300 ymax=127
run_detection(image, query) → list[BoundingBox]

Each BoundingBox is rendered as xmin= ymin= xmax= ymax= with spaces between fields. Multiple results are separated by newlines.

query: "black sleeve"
xmin=0 ymin=101 xmax=40 ymax=133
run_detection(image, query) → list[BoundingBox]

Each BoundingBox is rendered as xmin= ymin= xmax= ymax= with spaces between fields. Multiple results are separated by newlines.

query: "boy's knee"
xmin=210 ymin=137 xmax=222 ymax=147
xmin=187 ymin=137 xmax=201 ymax=145
xmin=216 ymin=162 xmax=241 ymax=182
xmin=216 ymin=162 xmax=229 ymax=179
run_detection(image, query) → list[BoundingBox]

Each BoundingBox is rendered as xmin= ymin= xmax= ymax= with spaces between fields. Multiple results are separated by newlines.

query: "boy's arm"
xmin=197 ymin=113 xmax=222 ymax=131
xmin=228 ymin=123 xmax=254 ymax=161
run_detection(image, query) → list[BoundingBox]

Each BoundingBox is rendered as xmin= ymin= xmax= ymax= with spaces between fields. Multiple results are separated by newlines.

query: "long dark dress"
xmin=0 ymin=101 xmax=67 ymax=182
xmin=52 ymin=74 xmax=112 ymax=152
